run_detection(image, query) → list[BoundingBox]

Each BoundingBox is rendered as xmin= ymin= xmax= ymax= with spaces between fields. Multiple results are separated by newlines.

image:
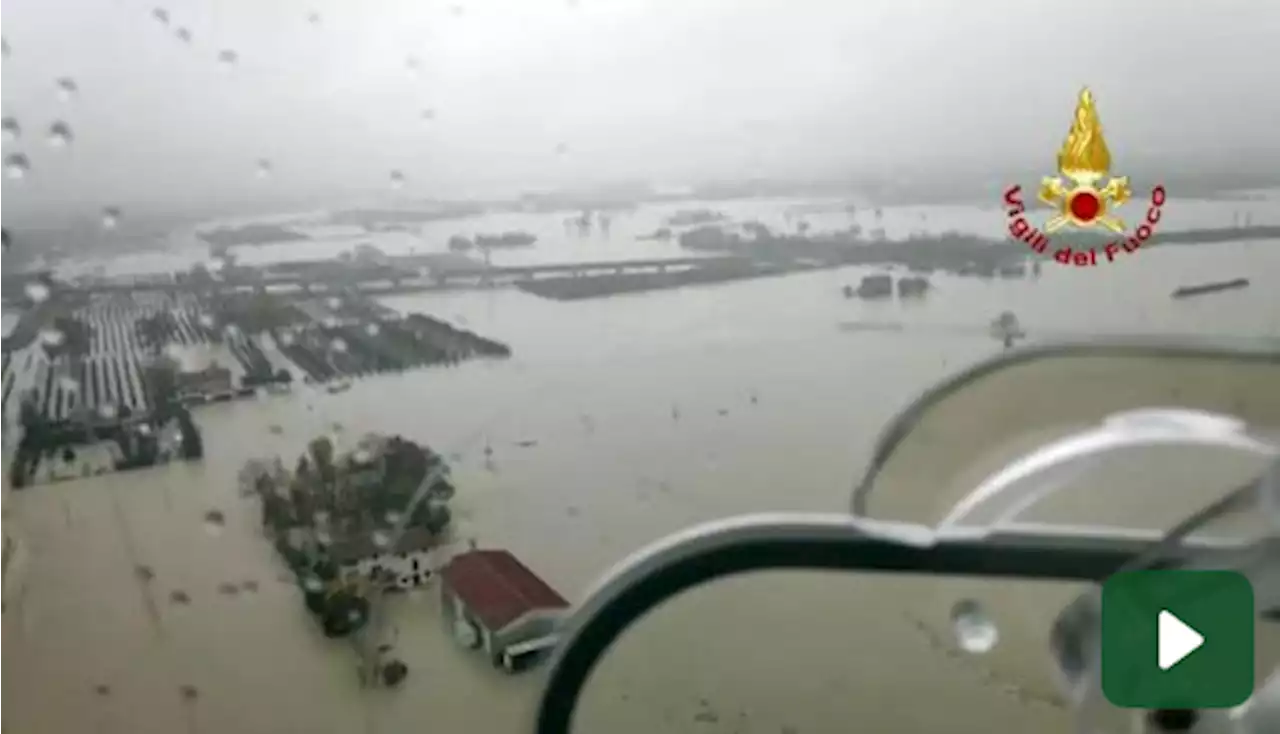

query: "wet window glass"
xmin=2 ymin=2 xmax=1279 ymax=733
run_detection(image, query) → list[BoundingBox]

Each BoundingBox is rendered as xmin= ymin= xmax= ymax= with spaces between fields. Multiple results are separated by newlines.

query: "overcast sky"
xmin=2 ymin=0 xmax=1278 ymax=218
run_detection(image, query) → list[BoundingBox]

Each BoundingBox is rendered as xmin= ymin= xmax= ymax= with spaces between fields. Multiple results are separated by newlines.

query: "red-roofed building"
xmin=440 ymin=548 xmax=570 ymax=672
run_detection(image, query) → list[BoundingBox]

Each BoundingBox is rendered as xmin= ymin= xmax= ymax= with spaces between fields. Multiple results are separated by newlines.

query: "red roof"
xmin=441 ymin=549 xmax=569 ymax=631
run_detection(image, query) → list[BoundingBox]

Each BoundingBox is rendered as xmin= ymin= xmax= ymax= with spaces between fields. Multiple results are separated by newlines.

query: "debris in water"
xmin=179 ymin=684 xmax=199 ymax=702
xmin=671 ymin=405 xmax=680 ymax=421
xmin=749 ymin=391 xmax=758 ymax=404
xmin=202 ymin=509 xmax=226 ymax=535
xmin=169 ymin=589 xmax=191 ymax=605
xmin=216 ymin=581 xmax=240 ymax=597
xmin=134 ymin=564 xmax=156 ymax=582
xmin=241 ymin=580 xmax=259 ymax=593
xmin=94 ymin=683 xmax=112 ymax=696
xmin=716 ymin=408 xmax=729 ymax=416
xmin=382 ymin=660 xmax=409 ymax=687
xmin=514 ymin=439 xmax=538 ymax=448
xmin=268 ymin=423 xmax=283 ymax=435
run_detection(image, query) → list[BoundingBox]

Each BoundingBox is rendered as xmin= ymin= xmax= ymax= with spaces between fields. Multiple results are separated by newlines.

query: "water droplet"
xmin=25 ymin=282 xmax=50 ymax=303
xmin=315 ymin=528 xmax=332 ymax=545
xmin=39 ymin=328 xmax=66 ymax=347
xmin=198 ymin=313 xmax=216 ymax=328
xmin=254 ymin=386 xmax=270 ymax=401
xmin=1 ymin=38 xmax=10 ymax=57
xmin=326 ymin=296 xmax=343 ymax=310
xmin=322 ymin=316 xmax=341 ymax=329
xmin=307 ymin=11 xmax=322 ymax=25
xmin=420 ymin=108 xmax=436 ymax=121
xmin=351 ymin=447 xmax=373 ymax=464
xmin=384 ymin=510 xmax=402 ymax=525
xmin=152 ymin=7 xmax=170 ymax=25
xmin=216 ymin=581 xmax=239 ymax=597
xmin=169 ymin=589 xmax=191 ymax=605
xmin=255 ymin=158 xmax=272 ymax=178
xmin=223 ymin=323 xmax=242 ymax=339
xmin=202 ymin=509 xmax=226 ymax=535
xmin=5 ymin=153 xmax=31 ymax=179
xmin=347 ymin=608 xmax=364 ymax=623
xmin=372 ymin=530 xmax=391 ymax=549
xmin=1 ymin=117 xmax=20 ymax=142
xmin=58 ymin=375 xmax=79 ymax=392
xmin=175 ymin=27 xmax=192 ymax=43
xmin=389 ymin=170 xmax=406 ymax=189
xmin=555 ymin=142 xmax=569 ymax=155
xmin=405 ymin=56 xmax=422 ymax=74
xmin=302 ymin=575 xmax=324 ymax=592
xmin=98 ymin=403 xmax=118 ymax=420
xmin=364 ymin=323 xmax=380 ymax=336
xmin=55 ymin=77 xmax=78 ymax=101
xmin=950 ymin=599 xmax=999 ymax=654
xmin=313 ymin=510 xmax=330 ymax=524
xmin=46 ymin=121 xmax=73 ymax=148
xmin=101 ymin=206 xmax=122 ymax=230
xmin=217 ymin=49 xmax=238 ymax=66
xmin=179 ymin=684 xmax=199 ymax=702
xmin=330 ymin=338 xmax=348 ymax=353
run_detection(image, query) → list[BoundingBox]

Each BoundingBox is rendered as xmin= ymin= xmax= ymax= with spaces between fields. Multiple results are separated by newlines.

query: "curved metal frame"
xmin=850 ymin=335 xmax=1280 ymax=516
xmin=533 ymin=513 xmax=1247 ymax=734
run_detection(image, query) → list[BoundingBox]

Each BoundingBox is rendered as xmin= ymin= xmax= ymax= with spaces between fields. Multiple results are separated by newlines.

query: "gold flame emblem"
xmin=1038 ymin=88 xmax=1131 ymax=233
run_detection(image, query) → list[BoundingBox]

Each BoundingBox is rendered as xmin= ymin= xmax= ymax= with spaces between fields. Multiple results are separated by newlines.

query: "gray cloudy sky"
xmin=2 ymin=0 xmax=1278 ymax=218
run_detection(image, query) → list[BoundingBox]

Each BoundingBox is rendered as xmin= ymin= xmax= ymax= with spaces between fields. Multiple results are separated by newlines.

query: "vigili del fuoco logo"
xmin=1002 ymin=88 xmax=1167 ymax=267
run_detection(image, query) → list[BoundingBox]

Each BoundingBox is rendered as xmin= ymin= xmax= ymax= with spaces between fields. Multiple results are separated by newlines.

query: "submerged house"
xmin=440 ymin=549 xmax=570 ymax=673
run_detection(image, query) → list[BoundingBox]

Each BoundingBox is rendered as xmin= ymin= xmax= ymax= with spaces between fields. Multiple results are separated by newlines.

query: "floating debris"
xmin=175 ymin=27 xmax=192 ymax=43
xmin=216 ymin=581 xmax=240 ymax=597
xmin=55 ymin=77 xmax=79 ymax=101
xmin=202 ymin=509 xmax=226 ymax=535
xmin=101 ymin=206 xmax=122 ymax=230
xmin=134 ymin=564 xmax=156 ymax=582
xmin=94 ymin=683 xmax=112 ymax=696
xmin=25 ymin=282 xmax=50 ymax=303
xmin=241 ymin=580 xmax=259 ymax=593
xmin=217 ymin=49 xmax=238 ymax=66
xmin=3 ymin=152 xmax=30 ymax=180
xmin=169 ymin=589 xmax=191 ymax=605
xmin=513 ymin=439 xmax=538 ymax=448
xmin=179 ymin=684 xmax=199 ymax=702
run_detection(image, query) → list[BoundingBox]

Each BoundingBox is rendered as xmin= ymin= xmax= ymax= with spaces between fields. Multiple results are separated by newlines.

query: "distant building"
xmin=176 ymin=362 xmax=233 ymax=400
xmin=439 ymin=548 xmax=569 ymax=672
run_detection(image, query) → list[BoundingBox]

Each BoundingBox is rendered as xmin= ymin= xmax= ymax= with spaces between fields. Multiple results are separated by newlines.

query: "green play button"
xmin=1101 ymin=570 xmax=1255 ymax=709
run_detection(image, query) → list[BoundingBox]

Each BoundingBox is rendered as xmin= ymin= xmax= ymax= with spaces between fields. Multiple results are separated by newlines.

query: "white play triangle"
xmin=1158 ymin=609 xmax=1205 ymax=671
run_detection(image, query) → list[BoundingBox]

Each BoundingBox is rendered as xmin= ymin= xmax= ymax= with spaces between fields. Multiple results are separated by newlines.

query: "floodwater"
xmin=5 ymin=198 xmax=1280 ymax=734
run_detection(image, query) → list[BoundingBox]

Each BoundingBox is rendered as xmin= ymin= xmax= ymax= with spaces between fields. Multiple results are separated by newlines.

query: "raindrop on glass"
xmin=216 ymin=581 xmax=239 ymax=597
xmin=134 ymin=564 xmax=156 ymax=582
xmin=364 ymin=323 xmax=380 ymax=336
xmin=1 ymin=38 xmax=10 ymax=58
xmin=152 ymin=7 xmax=170 ymax=25
xmin=302 ymin=575 xmax=324 ymax=592
xmin=372 ymin=530 xmax=391 ymax=549
xmin=25 ymin=282 xmax=50 ymax=303
xmin=255 ymin=158 xmax=272 ymax=179
xmin=313 ymin=510 xmax=330 ymax=525
xmin=278 ymin=331 xmax=296 ymax=347
xmin=241 ymin=579 xmax=259 ymax=593
xmin=202 ymin=509 xmax=227 ymax=535
xmin=217 ymin=49 xmax=238 ymax=66
xmin=58 ymin=375 xmax=79 ymax=392
xmin=169 ymin=589 xmax=191 ymax=605
xmin=389 ymin=170 xmax=406 ymax=189
xmin=94 ymin=684 xmax=112 ymax=696
xmin=47 ymin=121 xmax=74 ymax=148
xmin=175 ymin=27 xmax=192 ymax=43
xmin=330 ymin=338 xmax=348 ymax=353
xmin=101 ymin=206 xmax=122 ymax=230
xmin=179 ymin=684 xmax=199 ymax=702
xmin=5 ymin=153 xmax=31 ymax=180
xmin=223 ymin=323 xmax=242 ymax=339
xmin=326 ymin=296 xmax=343 ymax=310
xmin=405 ymin=56 xmax=422 ymax=74
xmin=315 ymin=527 xmax=333 ymax=546
xmin=1 ymin=117 xmax=20 ymax=142
xmin=254 ymin=386 xmax=270 ymax=401
xmin=55 ymin=77 xmax=78 ymax=101
xmin=198 ymin=313 xmax=216 ymax=329
xmin=950 ymin=599 xmax=999 ymax=654
xmin=384 ymin=510 xmax=402 ymax=525
xmin=307 ymin=11 xmax=322 ymax=25
xmin=420 ymin=108 xmax=435 ymax=121
xmin=39 ymin=328 xmax=66 ymax=347
xmin=555 ymin=142 xmax=569 ymax=155
xmin=351 ymin=447 xmax=373 ymax=464
xmin=98 ymin=403 xmax=118 ymax=420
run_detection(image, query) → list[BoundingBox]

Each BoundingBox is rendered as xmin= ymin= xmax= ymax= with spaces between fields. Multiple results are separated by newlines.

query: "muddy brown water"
xmin=5 ymin=243 xmax=1280 ymax=734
